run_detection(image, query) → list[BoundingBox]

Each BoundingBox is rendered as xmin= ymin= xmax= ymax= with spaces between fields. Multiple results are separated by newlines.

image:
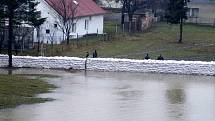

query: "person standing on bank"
xmin=144 ymin=53 xmax=150 ymax=60
xmin=86 ymin=52 xmax=89 ymax=58
xmin=157 ymin=54 xmax=164 ymax=60
xmin=93 ymin=52 xmax=95 ymax=58
xmin=93 ymin=50 xmax=97 ymax=58
xmin=94 ymin=50 xmax=97 ymax=58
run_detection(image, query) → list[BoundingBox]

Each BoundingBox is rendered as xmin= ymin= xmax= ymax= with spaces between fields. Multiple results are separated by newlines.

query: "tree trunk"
xmin=0 ymin=21 xmax=5 ymax=54
xmin=128 ymin=14 xmax=133 ymax=33
xmin=36 ymin=27 xmax=40 ymax=54
xmin=0 ymin=40 xmax=3 ymax=53
xmin=121 ymin=13 xmax=125 ymax=32
xmin=8 ymin=10 xmax=14 ymax=68
xmin=179 ymin=18 xmax=183 ymax=43
xmin=121 ymin=2 xmax=126 ymax=32
xmin=129 ymin=21 xmax=132 ymax=33
xmin=0 ymin=34 xmax=4 ymax=54
xmin=14 ymin=41 xmax=18 ymax=55
xmin=66 ymin=34 xmax=69 ymax=45
xmin=121 ymin=3 xmax=125 ymax=25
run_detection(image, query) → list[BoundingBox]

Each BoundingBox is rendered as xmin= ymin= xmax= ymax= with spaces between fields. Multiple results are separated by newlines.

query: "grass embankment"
xmin=0 ymin=74 xmax=56 ymax=109
xmin=22 ymin=22 xmax=215 ymax=61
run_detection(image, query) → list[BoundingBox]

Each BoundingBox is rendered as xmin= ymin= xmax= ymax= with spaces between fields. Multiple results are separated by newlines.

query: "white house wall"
xmin=34 ymin=0 xmax=104 ymax=44
xmin=89 ymin=15 xmax=104 ymax=35
xmin=35 ymin=0 xmax=64 ymax=44
xmin=72 ymin=15 xmax=104 ymax=37
xmin=187 ymin=2 xmax=215 ymax=25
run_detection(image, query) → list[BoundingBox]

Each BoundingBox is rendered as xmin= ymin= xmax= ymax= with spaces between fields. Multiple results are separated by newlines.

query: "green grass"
xmin=0 ymin=74 xmax=56 ymax=109
xmin=21 ymin=22 xmax=215 ymax=61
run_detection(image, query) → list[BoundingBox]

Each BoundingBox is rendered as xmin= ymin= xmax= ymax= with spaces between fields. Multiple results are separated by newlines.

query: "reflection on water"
xmin=0 ymin=68 xmax=215 ymax=121
xmin=166 ymin=89 xmax=185 ymax=104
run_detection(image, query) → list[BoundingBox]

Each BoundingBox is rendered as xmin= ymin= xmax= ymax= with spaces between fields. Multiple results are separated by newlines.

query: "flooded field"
xmin=0 ymin=69 xmax=215 ymax=121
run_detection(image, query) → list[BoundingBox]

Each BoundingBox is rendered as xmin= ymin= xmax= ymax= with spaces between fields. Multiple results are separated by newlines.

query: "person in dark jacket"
xmin=94 ymin=50 xmax=97 ymax=58
xmin=144 ymin=53 xmax=150 ymax=60
xmin=93 ymin=50 xmax=97 ymax=58
xmin=157 ymin=54 xmax=164 ymax=60
xmin=92 ymin=52 xmax=95 ymax=58
xmin=86 ymin=52 xmax=89 ymax=58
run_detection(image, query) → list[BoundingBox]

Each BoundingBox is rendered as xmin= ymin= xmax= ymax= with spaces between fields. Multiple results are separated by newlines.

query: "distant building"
xmin=187 ymin=0 xmax=215 ymax=25
xmin=35 ymin=0 xmax=106 ymax=44
xmin=118 ymin=6 xmax=155 ymax=32
xmin=102 ymin=2 xmax=156 ymax=32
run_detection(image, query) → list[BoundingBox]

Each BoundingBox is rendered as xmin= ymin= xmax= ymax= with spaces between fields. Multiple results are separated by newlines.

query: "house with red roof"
xmin=34 ymin=0 xmax=106 ymax=44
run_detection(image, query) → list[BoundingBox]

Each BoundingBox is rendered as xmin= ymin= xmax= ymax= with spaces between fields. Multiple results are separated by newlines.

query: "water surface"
xmin=0 ymin=69 xmax=215 ymax=121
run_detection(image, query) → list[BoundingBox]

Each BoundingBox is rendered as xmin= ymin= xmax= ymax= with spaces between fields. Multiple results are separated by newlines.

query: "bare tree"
xmin=47 ymin=27 xmax=57 ymax=55
xmin=14 ymin=25 xmax=34 ymax=54
xmin=50 ymin=0 xmax=79 ymax=45
xmin=121 ymin=0 xmax=126 ymax=30
xmin=48 ymin=27 xmax=57 ymax=47
xmin=104 ymin=0 xmax=115 ymax=8
xmin=145 ymin=0 xmax=168 ymax=17
xmin=120 ymin=0 xmax=145 ymax=32
xmin=126 ymin=0 xmax=138 ymax=32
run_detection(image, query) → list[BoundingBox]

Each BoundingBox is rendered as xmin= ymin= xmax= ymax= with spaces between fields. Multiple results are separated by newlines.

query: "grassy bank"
xmin=0 ymin=74 xmax=56 ymax=109
xmin=21 ymin=22 xmax=215 ymax=61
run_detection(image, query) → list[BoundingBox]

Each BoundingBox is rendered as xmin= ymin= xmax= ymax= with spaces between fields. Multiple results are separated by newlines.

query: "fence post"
xmin=85 ymin=58 xmax=87 ymax=70
xmin=214 ymin=17 xmax=215 ymax=26
xmin=122 ymin=24 xmax=125 ymax=33
xmin=97 ymin=29 xmax=98 ymax=36
xmin=115 ymin=24 xmax=118 ymax=33
xmin=76 ymin=33 xmax=79 ymax=47
xmin=40 ymin=41 xmax=44 ymax=56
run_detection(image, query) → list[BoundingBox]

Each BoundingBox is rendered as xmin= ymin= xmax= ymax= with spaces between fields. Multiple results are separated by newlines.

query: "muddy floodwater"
xmin=0 ymin=69 xmax=215 ymax=121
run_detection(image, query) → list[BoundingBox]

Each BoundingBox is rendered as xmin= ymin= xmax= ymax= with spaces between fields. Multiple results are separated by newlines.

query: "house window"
xmin=46 ymin=29 xmax=50 ymax=34
xmin=192 ymin=8 xmax=199 ymax=17
xmin=85 ymin=20 xmax=89 ymax=30
xmin=54 ymin=24 xmax=57 ymax=28
xmin=72 ymin=23 xmax=76 ymax=33
xmin=188 ymin=8 xmax=199 ymax=17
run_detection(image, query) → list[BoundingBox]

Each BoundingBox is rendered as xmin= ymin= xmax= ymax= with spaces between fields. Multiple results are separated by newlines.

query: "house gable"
xmin=44 ymin=0 xmax=106 ymax=18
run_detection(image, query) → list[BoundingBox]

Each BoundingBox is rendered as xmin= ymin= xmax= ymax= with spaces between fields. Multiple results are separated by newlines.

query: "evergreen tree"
xmin=120 ymin=0 xmax=142 ymax=32
xmin=27 ymin=1 xmax=46 ymax=54
xmin=0 ymin=6 xmax=5 ymax=54
xmin=165 ymin=0 xmax=189 ymax=43
xmin=0 ymin=0 xmax=45 ymax=67
xmin=0 ymin=5 xmax=5 ymax=22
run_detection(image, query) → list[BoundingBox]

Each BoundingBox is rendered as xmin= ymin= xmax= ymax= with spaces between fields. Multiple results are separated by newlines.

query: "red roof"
xmin=44 ymin=0 xmax=106 ymax=18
